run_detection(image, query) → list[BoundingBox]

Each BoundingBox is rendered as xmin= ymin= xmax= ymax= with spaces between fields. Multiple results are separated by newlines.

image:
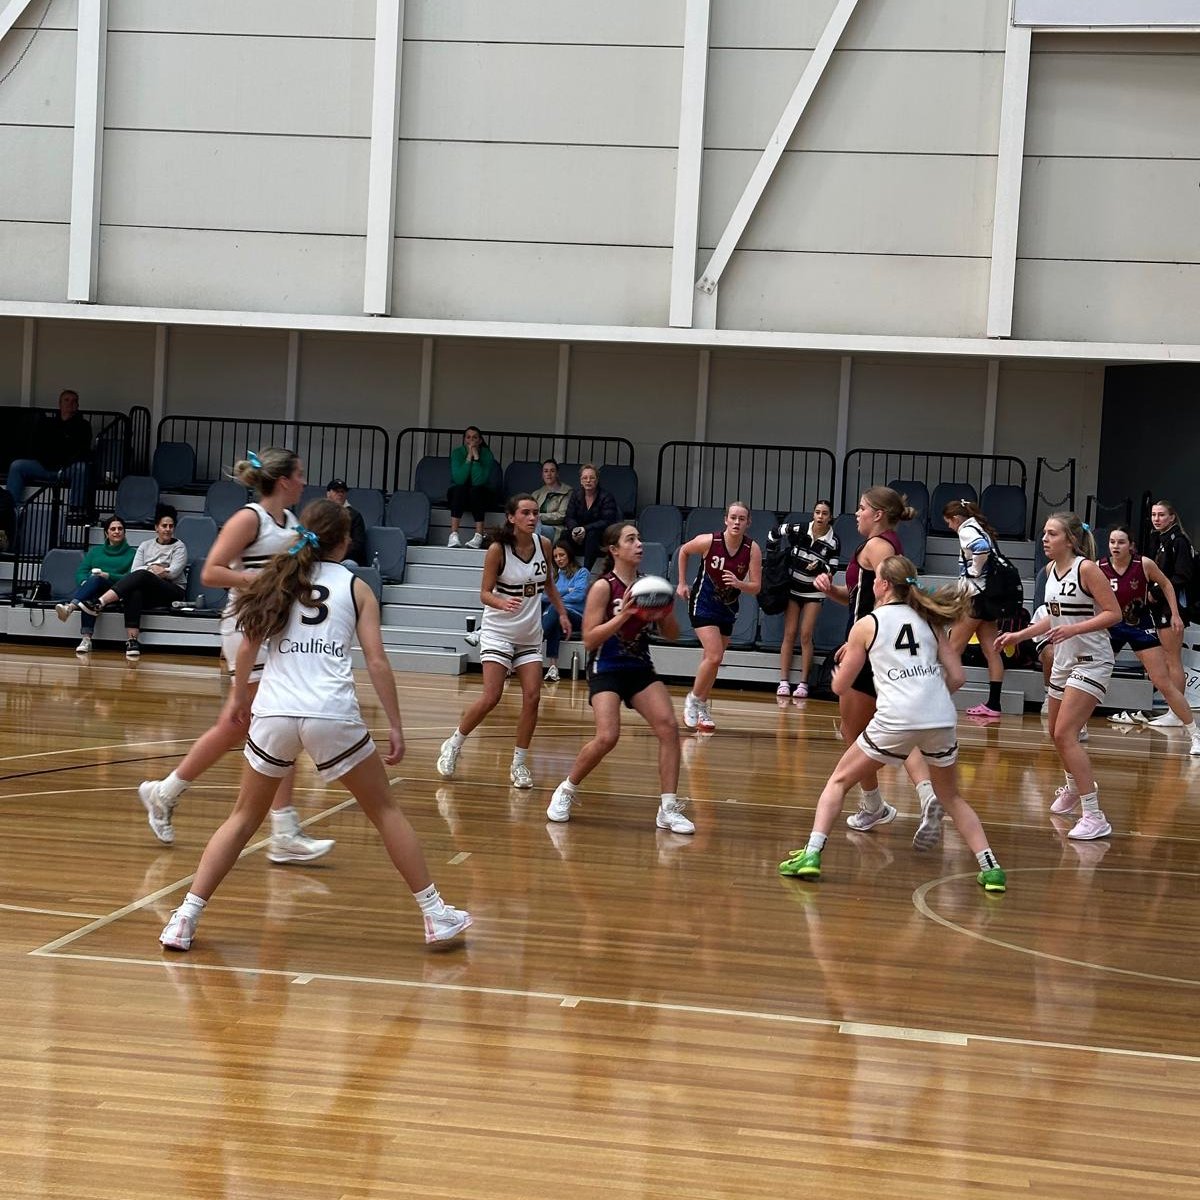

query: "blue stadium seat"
xmin=151 ymin=442 xmax=196 ymax=490
xmin=757 ymin=608 xmax=786 ymax=652
xmin=897 ymin=518 xmax=927 ymax=570
xmin=729 ymin=592 xmax=759 ymax=649
xmin=600 ymin=464 xmax=638 ymax=517
xmin=813 ymin=593 xmax=848 ymax=654
xmin=832 ymin=513 xmax=859 ymax=557
xmin=637 ymin=505 xmax=683 ymax=556
xmin=295 ymin=483 xmax=326 ymax=515
xmin=114 ymin=475 xmax=160 ymax=528
xmin=414 ymin=456 xmax=452 ymax=506
xmin=174 ymin=514 xmax=218 ymax=565
xmin=887 ymin=480 xmax=931 ymax=529
xmin=504 ymin=460 xmax=543 ymax=497
xmin=640 ymin=541 xmax=668 ymax=578
xmin=349 ymin=564 xmax=382 ymax=602
xmin=366 ymin=525 xmax=407 ymax=582
xmin=186 ymin=562 xmax=227 ymax=611
xmin=348 ymin=487 xmax=385 ymax=529
xmin=929 ymin=483 xmax=977 ymax=534
xmin=205 ymin=479 xmax=249 ymax=526
xmin=558 ymin=463 xmax=581 ymax=491
xmin=683 ymin=506 xmax=728 ymax=542
xmin=385 ymin=489 xmax=431 ymax=544
xmin=665 ymin=594 xmax=698 ymax=646
xmin=39 ymin=548 xmax=84 ymax=601
xmin=980 ymin=484 xmax=1027 ymax=538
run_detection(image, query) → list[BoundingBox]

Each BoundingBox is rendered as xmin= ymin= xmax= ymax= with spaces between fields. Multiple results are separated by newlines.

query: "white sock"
xmin=1185 ymin=721 xmax=1198 ymax=738
xmin=1064 ymin=772 xmax=1077 ymax=794
xmin=806 ymin=832 xmax=828 ymax=853
xmin=561 ymin=778 xmax=578 ymax=794
xmin=660 ymin=792 xmax=677 ymax=809
xmin=449 ymin=728 xmax=467 ymax=750
xmin=915 ymin=779 xmax=936 ymax=806
xmin=1079 ymin=788 xmax=1100 ymax=815
xmin=180 ymin=892 xmax=207 ymax=919
xmin=413 ymin=883 xmax=445 ymax=915
xmin=513 ymin=747 xmax=528 ymax=767
xmin=860 ymin=786 xmax=884 ymax=812
xmin=975 ymin=848 xmax=1000 ymax=871
xmin=160 ymin=771 xmax=191 ymax=802
xmin=270 ymin=806 xmax=299 ymax=834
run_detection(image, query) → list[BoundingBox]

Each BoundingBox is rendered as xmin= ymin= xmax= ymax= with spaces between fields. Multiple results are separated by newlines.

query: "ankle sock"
xmin=159 ymin=771 xmax=191 ymax=802
xmin=975 ymin=848 xmax=1000 ymax=871
xmin=449 ymin=729 xmax=467 ymax=750
xmin=179 ymin=892 xmax=207 ymax=919
xmin=1063 ymin=771 xmax=1077 ymax=795
xmin=660 ymin=792 xmax=677 ymax=810
xmin=915 ymin=780 xmax=936 ymax=806
xmin=805 ymin=832 xmax=827 ymax=854
xmin=270 ymin=806 xmax=299 ymax=834
xmin=413 ymin=883 xmax=446 ymax=915
xmin=860 ymin=786 xmax=884 ymax=813
xmin=1079 ymin=789 xmax=1100 ymax=815
xmin=513 ymin=747 xmax=528 ymax=767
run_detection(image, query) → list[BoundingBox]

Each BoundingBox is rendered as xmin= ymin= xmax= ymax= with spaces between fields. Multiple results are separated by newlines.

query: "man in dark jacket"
xmin=6 ymin=390 xmax=93 ymax=511
xmin=326 ymin=479 xmax=368 ymax=565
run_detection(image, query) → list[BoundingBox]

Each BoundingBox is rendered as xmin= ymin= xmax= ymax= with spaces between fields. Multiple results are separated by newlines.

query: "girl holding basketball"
xmin=676 ymin=501 xmax=762 ymax=733
xmin=437 ymin=494 xmax=570 ymax=789
xmin=160 ymin=500 xmax=470 ymax=951
xmin=779 ymin=555 xmax=1007 ymax=891
xmin=547 ymin=521 xmax=693 ymax=833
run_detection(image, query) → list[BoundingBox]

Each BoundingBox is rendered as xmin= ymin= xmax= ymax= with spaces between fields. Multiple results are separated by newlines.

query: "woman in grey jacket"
xmin=82 ymin=507 xmax=188 ymax=659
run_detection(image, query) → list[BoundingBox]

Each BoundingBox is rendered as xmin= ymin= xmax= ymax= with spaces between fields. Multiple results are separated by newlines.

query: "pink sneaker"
xmin=1067 ymin=811 xmax=1112 ymax=841
xmin=1050 ymin=785 xmax=1080 ymax=815
xmin=965 ymin=703 xmax=1001 ymax=718
xmin=792 ymin=682 xmax=809 ymax=700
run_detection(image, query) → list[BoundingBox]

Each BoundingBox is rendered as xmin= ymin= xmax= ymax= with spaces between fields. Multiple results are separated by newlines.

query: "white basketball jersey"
xmin=482 ymin=537 xmax=548 ymax=644
xmin=224 ymin=504 xmax=300 ymax=607
xmin=1044 ymin=557 xmax=1114 ymax=666
xmin=867 ymin=602 xmax=957 ymax=731
xmin=252 ymin=561 xmax=360 ymax=721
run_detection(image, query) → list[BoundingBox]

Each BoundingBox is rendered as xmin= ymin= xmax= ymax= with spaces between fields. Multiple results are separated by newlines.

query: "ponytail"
xmin=876 ymin=555 xmax=970 ymax=631
xmin=1048 ymin=512 xmax=1095 ymax=560
xmin=941 ymin=498 xmax=997 ymax=540
xmin=230 ymin=447 xmax=300 ymax=498
xmin=599 ymin=521 xmax=637 ymax=573
xmin=863 ymin=486 xmax=916 ymax=526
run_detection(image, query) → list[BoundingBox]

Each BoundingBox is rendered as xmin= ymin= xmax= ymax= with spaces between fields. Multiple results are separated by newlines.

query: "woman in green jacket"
xmin=55 ymin=515 xmax=135 ymax=653
xmin=447 ymin=426 xmax=496 ymax=549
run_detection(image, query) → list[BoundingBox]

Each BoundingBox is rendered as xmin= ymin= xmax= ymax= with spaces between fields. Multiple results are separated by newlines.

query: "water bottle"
xmin=372 ymin=552 xmax=382 ymax=573
xmin=570 ymin=651 xmax=580 ymax=682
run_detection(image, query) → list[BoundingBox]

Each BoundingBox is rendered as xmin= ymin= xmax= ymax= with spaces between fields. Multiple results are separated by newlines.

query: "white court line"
xmin=0 ymin=902 xmax=105 ymax=919
xmin=27 ymin=946 xmax=1200 ymax=1066
xmin=914 ymin=868 xmax=1200 ymax=988
xmin=27 ymin=796 xmax=358 ymax=956
xmin=840 ymin=1022 xmax=968 ymax=1045
xmin=447 ymin=852 xmax=471 ymax=865
xmin=0 ymin=738 xmax=193 ymax=765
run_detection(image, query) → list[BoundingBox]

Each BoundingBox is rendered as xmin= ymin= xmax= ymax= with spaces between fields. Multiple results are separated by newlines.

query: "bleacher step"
xmin=352 ymin=645 xmax=466 ymax=675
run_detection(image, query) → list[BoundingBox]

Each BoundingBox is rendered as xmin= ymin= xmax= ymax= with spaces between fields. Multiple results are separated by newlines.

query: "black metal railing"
xmin=128 ymin=405 xmax=151 ymax=474
xmin=840 ymin=448 xmax=1027 ymax=516
xmin=157 ymin=416 xmax=391 ymax=492
xmin=7 ymin=482 xmax=91 ymax=604
xmin=1029 ymin=457 xmax=1077 ymax=539
xmin=656 ymin=441 xmax=836 ymax=517
xmin=1137 ymin=490 xmax=1155 ymax=550
xmin=1085 ymin=494 xmax=1132 ymax=533
xmin=393 ymin=428 xmax=634 ymax=492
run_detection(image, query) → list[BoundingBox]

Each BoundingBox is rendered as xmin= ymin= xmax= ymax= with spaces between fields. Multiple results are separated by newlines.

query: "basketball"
xmin=627 ymin=574 xmax=675 ymax=617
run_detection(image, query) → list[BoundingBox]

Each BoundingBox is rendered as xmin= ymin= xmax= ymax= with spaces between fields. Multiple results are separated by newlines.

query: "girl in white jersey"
xmin=780 ymin=555 xmax=1007 ymax=892
xmin=437 ymin=493 xmax=570 ymax=789
xmin=996 ymin=513 xmax=1121 ymax=841
xmin=137 ymin=448 xmax=333 ymax=865
xmin=160 ymin=500 xmax=470 ymax=950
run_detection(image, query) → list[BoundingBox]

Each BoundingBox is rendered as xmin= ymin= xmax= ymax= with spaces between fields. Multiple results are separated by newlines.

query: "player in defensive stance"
xmin=160 ymin=500 xmax=470 ymax=951
xmin=547 ymin=521 xmax=694 ymax=833
xmin=996 ymin=514 xmax=1121 ymax=840
xmin=436 ymin=493 xmax=570 ymax=789
xmin=779 ymin=555 xmax=1007 ymax=892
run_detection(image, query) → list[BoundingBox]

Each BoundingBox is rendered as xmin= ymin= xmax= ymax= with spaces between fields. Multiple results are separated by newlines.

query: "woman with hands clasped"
xmin=55 ymin=515 xmax=135 ymax=654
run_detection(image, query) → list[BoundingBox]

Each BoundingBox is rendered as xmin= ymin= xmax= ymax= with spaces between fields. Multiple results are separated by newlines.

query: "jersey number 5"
xmin=893 ymin=622 xmax=919 ymax=657
xmin=300 ymin=584 xmax=331 ymax=626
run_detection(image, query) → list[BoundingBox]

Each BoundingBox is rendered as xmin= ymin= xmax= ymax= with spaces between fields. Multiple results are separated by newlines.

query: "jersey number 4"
xmin=300 ymin=584 xmax=331 ymax=626
xmin=893 ymin=622 xmax=919 ymax=657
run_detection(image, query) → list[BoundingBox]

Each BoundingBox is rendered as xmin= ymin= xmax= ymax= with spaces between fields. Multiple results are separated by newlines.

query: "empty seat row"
xmin=886 ymin=480 xmax=1027 ymax=538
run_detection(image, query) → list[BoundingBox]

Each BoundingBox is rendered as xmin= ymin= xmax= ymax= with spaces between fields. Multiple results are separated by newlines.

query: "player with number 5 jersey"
xmin=779 ymin=555 xmax=1007 ymax=891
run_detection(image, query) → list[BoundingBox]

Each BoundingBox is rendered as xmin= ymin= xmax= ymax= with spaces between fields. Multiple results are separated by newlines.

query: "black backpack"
xmin=759 ymin=537 xmax=792 ymax=616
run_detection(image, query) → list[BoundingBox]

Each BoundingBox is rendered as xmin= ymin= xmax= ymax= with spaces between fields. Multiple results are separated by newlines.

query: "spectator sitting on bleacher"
xmin=55 ymin=515 xmax=136 ymax=655
xmin=542 ymin=537 xmax=589 ymax=682
xmin=325 ymin=478 xmax=367 ymax=565
xmin=533 ymin=459 xmax=571 ymax=538
xmin=447 ymin=426 xmax=494 ymax=549
xmin=80 ymin=506 xmax=187 ymax=660
xmin=5 ymin=390 xmax=93 ymax=515
xmin=565 ymin=463 xmax=619 ymax=568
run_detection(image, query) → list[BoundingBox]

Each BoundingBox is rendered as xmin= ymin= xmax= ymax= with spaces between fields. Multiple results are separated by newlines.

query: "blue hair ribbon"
xmin=289 ymin=525 xmax=320 ymax=555
xmin=1082 ymin=522 xmax=1091 ymax=533
xmin=905 ymin=576 xmax=919 ymax=585
xmin=247 ymin=450 xmax=262 ymax=468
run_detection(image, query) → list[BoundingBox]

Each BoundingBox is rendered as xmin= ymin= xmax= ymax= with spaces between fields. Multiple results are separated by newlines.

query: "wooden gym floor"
xmin=1 ymin=644 xmax=1199 ymax=1199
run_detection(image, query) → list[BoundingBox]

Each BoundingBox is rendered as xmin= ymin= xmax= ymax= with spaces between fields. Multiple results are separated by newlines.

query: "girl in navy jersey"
xmin=159 ymin=500 xmax=470 ymax=951
xmin=779 ymin=555 xmax=1006 ymax=892
xmin=1099 ymin=526 xmax=1200 ymax=753
xmin=996 ymin=513 xmax=1121 ymax=840
xmin=547 ymin=521 xmax=693 ymax=833
xmin=676 ymin=501 xmax=762 ymax=733
xmin=815 ymin=487 xmax=943 ymax=849
xmin=137 ymin=448 xmax=333 ymax=865
xmin=437 ymin=494 xmax=570 ymax=789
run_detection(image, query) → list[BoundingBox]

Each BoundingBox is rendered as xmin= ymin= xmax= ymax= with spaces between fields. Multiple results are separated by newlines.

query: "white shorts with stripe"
xmin=479 ymin=629 xmax=542 ymax=670
xmin=245 ymin=716 xmax=375 ymax=782
xmin=1048 ymin=653 xmax=1113 ymax=702
xmin=857 ymin=722 xmax=959 ymax=767
xmin=220 ymin=613 xmax=268 ymax=682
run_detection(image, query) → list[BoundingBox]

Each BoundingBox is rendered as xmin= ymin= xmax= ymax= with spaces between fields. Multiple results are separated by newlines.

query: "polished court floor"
xmin=2 ymin=645 xmax=1199 ymax=1198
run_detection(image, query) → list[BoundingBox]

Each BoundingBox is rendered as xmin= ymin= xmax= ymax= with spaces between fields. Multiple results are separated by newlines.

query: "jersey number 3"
xmin=300 ymin=584 xmax=331 ymax=626
xmin=893 ymin=622 xmax=919 ymax=657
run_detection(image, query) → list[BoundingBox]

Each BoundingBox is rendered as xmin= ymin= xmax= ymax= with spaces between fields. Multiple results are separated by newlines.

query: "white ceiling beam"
xmin=696 ymin=0 xmax=860 ymax=296
xmin=668 ymin=0 xmax=711 ymax=329
xmin=0 ymin=0 xmax=35 ymax=44
xmin=363 ymin=0 xmax=405 ymax=316
xmin=985 ymin=20 xmax=1032 ymax=339
xmin=66 ymin=0 xmax=108 ymax=303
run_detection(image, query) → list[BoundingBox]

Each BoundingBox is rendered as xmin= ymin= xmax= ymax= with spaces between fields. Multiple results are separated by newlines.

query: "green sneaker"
xmin=779 ymin=848 xmax=821 ymax=878
xmin=977 ymin=867 xmax=1007 ymax=893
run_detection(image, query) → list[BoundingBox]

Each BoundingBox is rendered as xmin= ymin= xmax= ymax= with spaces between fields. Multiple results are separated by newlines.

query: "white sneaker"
xmin=55 ymin=601 xmax=77 ymax=622
xmin=912 ymin=794 xmax=944 ymax=850
xmin=546 ymin=781 xmax=576 ymax=822
xmin=683 ymin=693 xmax=699 ymax=729
xmin=656 ymin=797 xmax=695 ymax=835
xmin=510 ymin=761 xmax=534 ymax=789
xmin=1067 ymin=811 xmax=1112 ymax=841
xmin=159 ymin=908 xmax=197 ymax=951
xmin=436 ymin=736 xmax=461 ymax=778
xmin=466 ymin=532 xmax=485 ymax=549
xmin=267 ymin=831 xmax=335 ymax=864
xmin=1149 ymin=711 xmax=1183 ymax=728
xmin=463 ymin=630 xmax=480 ymax=647
xmin=1109 ymin=711 xmax=1137 ymax=725
xmin=695 ymin=702 xmax=716 ymax=734
xmin=75 ymin=636 xmax=92 ymax=654
xmin=1189 ymin=732 xmax=1200 ymax=757
xmin=1050 ymin=785 xmax=1080 ymax=814
xmin=544 ymin=663 xmax=559 ymax=683
xmin=1040 ymin=697 xmax=1049 ymax=716
xmin=138 ymin=779 xmax=177 ymax=845
xmin=1078 ymin=726 xmax=1089 ymax=742
xmin=846 ymin=799 xmax=898 ymax=832
xmin=447 ymin=531 xmax=462 ymax=548
xmin=424 ymin=904 xmax=472 ymax=944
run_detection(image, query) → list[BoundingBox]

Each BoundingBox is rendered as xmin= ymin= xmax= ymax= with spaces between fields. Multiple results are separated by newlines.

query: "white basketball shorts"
xmin=245 ymin=715 xmax=375 ymax=782
xmin=857 ymin=721 xmax=959 ymax=767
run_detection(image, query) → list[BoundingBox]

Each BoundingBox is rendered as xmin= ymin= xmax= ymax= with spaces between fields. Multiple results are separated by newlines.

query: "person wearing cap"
xmin=326 ymin=479 xmax=367 ymax=565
